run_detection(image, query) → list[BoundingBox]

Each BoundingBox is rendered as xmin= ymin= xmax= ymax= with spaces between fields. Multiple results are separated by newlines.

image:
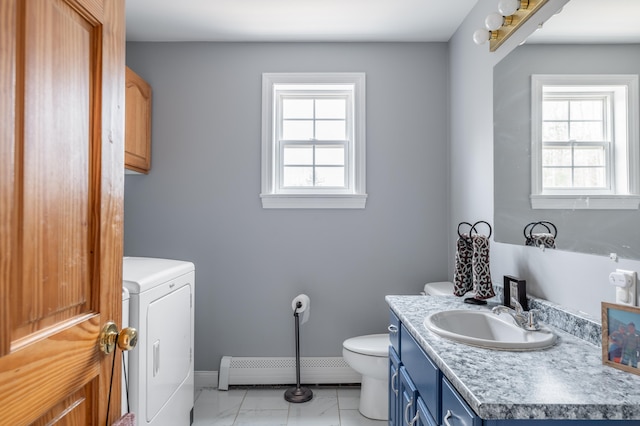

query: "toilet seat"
xmin=343 ymin=334 xmax=389 ymax=357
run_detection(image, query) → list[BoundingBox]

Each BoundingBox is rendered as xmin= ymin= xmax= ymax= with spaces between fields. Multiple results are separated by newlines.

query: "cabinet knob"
xmin=388 ymin=324 xmax=398 ymax=334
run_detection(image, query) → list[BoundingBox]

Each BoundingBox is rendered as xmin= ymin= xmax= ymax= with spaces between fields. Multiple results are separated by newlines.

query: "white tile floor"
xmin=193 ymin=387 xmax=386 ymax=426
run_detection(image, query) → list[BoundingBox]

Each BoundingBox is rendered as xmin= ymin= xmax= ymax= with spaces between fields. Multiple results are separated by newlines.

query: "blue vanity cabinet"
xmin=387 ymin=309 xmax=480 ymax=426
xmin=389 ymin=347 xmax=401 ymax=426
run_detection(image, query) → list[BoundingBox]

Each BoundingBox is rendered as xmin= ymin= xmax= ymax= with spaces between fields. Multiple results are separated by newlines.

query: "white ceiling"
xmin=125 ymin=0 xmax=640 ymax=44
xmin=125 ymin=0 xmax=479 ymax=42
xmin=527 ymin=0 xmax=640 ymax=43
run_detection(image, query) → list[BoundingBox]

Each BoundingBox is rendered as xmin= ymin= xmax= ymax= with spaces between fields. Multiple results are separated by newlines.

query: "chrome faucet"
xmin=492 ymin=298 xmax=541 ymax=331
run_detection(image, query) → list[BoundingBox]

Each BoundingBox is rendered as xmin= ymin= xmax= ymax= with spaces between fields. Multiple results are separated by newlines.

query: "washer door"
xmin=146 ymin=284 xmax=192 ymax=422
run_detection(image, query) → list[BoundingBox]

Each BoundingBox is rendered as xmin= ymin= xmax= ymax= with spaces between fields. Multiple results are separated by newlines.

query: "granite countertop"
xmin=386 ymin=295 xmax=640 ymax=420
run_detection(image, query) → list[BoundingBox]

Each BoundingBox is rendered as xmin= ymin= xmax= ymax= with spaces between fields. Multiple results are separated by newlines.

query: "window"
xmin=261 ymin=73 xmax=366 ymax=209
xmin=531 ymin=75 xmax=640 ymax=209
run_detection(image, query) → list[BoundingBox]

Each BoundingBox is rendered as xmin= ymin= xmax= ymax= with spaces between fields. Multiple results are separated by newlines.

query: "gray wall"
xmin=449 ymin=0 xmax=640 ymax=319
xmin=124 ymin=42 xmax=451 ymax=371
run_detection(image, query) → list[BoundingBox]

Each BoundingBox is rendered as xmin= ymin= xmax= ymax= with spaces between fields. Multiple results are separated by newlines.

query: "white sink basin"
xmin=423 ymin=309 xmax=556 ymax=351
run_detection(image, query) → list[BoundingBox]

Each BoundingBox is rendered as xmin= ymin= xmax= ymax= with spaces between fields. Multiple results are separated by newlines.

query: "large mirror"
xmin=494 ymin=0 xmax=640 ymax=259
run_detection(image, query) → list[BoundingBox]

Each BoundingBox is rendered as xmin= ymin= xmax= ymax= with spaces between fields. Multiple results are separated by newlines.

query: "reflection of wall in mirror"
xmin=493 ymin=43 xmax=640 ymax=259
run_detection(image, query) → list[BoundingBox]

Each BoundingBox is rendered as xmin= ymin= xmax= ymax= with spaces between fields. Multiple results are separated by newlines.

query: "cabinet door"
xmin=415 ymin=397 xmax=438 ymax=426
xmin=125 ymin=66 xmax=152 ymax=173
xmin=400 ymin=367 xmax=418 ymax=426
xmin=389 ymin=347 xmax=401 ymax=426
xmin=0 ymin=0 xmax=125 ymax=424
xmin=401 ymin=324 xmax=441 ymax=423
xmin=442 ymin=378 xmax=481 ymax=426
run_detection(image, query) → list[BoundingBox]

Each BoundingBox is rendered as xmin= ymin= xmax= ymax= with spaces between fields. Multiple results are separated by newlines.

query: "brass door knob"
xmin=99 ymin=321 xmax=138 ymax=354
xmin=118 ymin=327 xmax=138 ymax=351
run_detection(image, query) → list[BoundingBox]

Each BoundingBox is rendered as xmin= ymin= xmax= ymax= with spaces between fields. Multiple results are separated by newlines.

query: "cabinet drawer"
xmin=400 ymin=325 xmax=441 ymax=423
xmin=389 ymin=310 xmax=400 ymax=352
xmin=442 ymin=377 xmax=481 ymax=426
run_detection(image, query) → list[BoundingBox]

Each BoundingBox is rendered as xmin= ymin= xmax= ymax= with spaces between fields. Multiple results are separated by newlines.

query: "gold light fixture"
xmin=473 ymin=0 xmax=549 ymax=52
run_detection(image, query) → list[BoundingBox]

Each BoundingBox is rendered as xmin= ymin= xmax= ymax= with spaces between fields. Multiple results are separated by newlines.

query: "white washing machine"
xmin=122 ymin=287 xmax=130 ymax=416
xmin=123 ymin=257 xmax=195 ymax=426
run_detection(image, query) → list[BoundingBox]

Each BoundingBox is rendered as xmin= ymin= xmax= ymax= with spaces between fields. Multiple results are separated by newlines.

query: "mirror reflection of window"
xmin=542 ymin=92 xmax=610 ymax=190
xmin=530 ymin=74 xmax=640 ymax=209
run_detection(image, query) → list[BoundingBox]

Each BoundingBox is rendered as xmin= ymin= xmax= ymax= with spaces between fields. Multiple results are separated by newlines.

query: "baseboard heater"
xmin=217 ymin=356 xmax=361 ymax=390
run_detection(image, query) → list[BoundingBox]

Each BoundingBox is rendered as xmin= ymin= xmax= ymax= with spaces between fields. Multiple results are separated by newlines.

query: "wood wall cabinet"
xmin=125 ymin=66 xmax=152 ymax=173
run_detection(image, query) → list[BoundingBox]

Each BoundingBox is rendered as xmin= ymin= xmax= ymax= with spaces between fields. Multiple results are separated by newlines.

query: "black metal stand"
xmin=284 ymin=304 xmax=313 ymax=403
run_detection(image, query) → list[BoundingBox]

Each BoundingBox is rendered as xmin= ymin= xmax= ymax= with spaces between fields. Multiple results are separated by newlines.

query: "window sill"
xmin=531 ymin=194 xmax=640 ymax=210
xmin=260 ymin=193 xmax=367 ymax=209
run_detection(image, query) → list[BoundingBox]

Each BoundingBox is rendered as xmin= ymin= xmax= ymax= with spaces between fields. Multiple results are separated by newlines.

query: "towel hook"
xmin=470 ymin=220 xmax=492 ymax=239
xmin=524 ymin=221 xmax=557 ymax=239
xmin=457 ymin=221 xmax=474 ymax=238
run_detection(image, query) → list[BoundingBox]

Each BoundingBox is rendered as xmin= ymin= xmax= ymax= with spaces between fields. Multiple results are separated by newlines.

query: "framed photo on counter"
xmin=602 ymin=302 xmax=640 ymax=375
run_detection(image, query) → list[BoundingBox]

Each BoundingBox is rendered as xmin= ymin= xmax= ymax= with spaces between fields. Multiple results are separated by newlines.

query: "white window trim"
xmin=530 ymin=74 xmax=640 ymax=210
xmin=261 ymin=73 xmax=367 ymax=209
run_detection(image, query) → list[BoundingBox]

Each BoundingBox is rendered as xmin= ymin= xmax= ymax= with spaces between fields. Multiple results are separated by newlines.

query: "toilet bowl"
xmin=342 ymin=333 xmax=389 ymax=420
xmin=423 ymin=281 xmax=454 ymax=296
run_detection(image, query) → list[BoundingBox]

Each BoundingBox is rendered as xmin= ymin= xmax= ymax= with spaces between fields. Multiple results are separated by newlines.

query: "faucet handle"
xmin=526 ymin=309 xmax=541 ymax=330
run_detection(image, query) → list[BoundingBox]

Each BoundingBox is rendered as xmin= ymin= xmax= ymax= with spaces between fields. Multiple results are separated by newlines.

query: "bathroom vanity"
xmin=387 ymin=295 xmax=640 ymax=426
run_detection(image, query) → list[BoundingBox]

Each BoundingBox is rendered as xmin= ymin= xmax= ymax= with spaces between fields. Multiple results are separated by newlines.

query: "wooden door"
xmin=0 ymin=0 xmax=125 ymax=424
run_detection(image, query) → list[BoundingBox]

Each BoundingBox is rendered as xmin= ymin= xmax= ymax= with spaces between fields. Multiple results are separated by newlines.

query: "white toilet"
xmin=423 ymin=281 xmax=454 ymax=296
xmin=342 ymin=333 xmax=390 ymax=420
xmin=342 ymin=282 xmax=453 ymax=421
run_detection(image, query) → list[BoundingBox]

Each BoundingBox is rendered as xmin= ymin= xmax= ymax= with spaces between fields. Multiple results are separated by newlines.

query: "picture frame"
xmin=503 ymin=275 xmax=528 ymax=311
xmin=602 ymin=302 xmax=640 ymax=375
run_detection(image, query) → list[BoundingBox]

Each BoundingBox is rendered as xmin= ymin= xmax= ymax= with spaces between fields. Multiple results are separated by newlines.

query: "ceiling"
xmin=527 ymin=0 xmax=640 ymax=43
xmin=125 ymin=0 xmax=479 ymax=42
xmin=125 ymin=0 xmax=640 ymax=44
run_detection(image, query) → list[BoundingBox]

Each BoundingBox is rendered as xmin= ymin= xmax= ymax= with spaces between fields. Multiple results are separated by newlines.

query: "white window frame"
xmin=261 ymin=73 xmax=367 ymax=209
xmin=530 ymin=74 xmax=640 ymax=210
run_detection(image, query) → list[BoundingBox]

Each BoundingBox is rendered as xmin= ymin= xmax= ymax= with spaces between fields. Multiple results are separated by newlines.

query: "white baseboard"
xmin=217 ymin=356 xmax=361 ymax=390
xmin=195 ymin=370 xmax=219 ymax=390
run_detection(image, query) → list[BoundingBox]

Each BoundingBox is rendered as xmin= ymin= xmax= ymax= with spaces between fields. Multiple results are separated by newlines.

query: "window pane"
xmin=316 ymin=167 xmax=345 ymax=187
xmin=283 ymin=166 xmax=313 ymax=187
xmin=316 ymin=145 xmax=344 ymax=166
xmin=570 ymin=122 xmax=604 ymax=141
xmin=574 ymin=167 xmax=606 ymax=188
xmin=542 ymin=147 xmax=571 ymax=166
xmin=316 ymin=120 xmax=346 ymax=140
xmin=316 ymin=99 xmax=346 ymax=119
xmin=284 ymin=145 xmax=313 ymax=165
xmin=543 ymin=100 xmax=568 ymax=120
xmin=570 ymin=100 xmax=603 ymax=120
xmin=542 ymin=122 xmax=568 ymax=141
xmin=283 ymin=120 xmax=313 ymax=140
xmin=283 ymin=99 xmax=313 ymax=119
xmin=543 ymin=168 xmax=571 ymax=188
xmin=574 ymin=146 xmax=605 ymax=166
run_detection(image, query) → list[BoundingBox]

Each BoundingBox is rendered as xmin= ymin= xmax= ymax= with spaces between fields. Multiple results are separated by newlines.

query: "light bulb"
xmin=485 ymin=12 xmax=505 ymax=31
xmin=498 ymin=0 xmax=519 ymax=16
xmin=473 ymin=29 xmax=490 ymax=45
